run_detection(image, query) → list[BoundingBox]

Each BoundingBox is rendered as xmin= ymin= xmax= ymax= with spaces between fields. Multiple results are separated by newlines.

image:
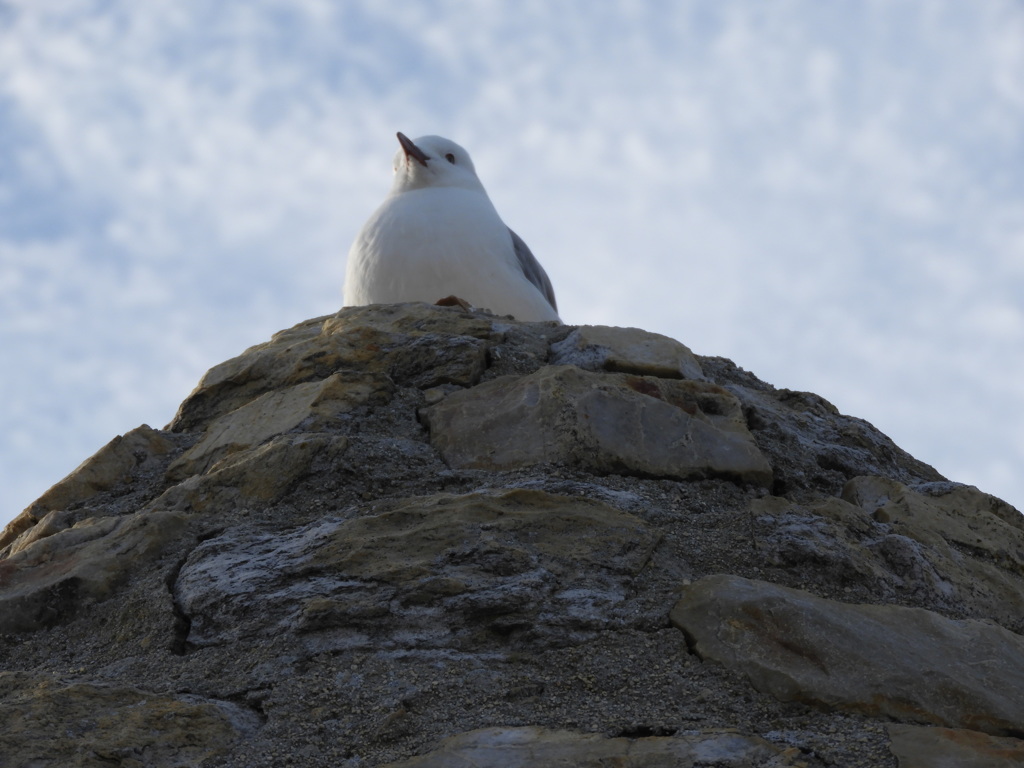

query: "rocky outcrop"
xmin=0 ymin=671 xmax=261 ymax=768
xmin=0 ymin=508 xmax=188 ymax=633
xmin=0 ymin=424 xmax=176 ymax=554
xmin=671 ymin=574 xmax=1024 ymax=735
xmin=1 ymin=302 xmax=1021 ymax=767
xmin=174 ymin=489 xmax=659 ymax=652
xmin=422 ymin=366 xmax=772 ymax=485
xmin=747 ymin=477 xmax=1024 ymax=633
xmin=549 ymin=324 xmax=705 ymax=380
xmin=382 ymin=726 xmax=800 ymax=767
xmin=886 ymin=725 xmax=1024 ymax=768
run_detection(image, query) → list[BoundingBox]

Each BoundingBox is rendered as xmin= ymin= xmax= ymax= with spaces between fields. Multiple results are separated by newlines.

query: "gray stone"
xmin=382 ymin=726 xmax=798 ymax=767
xmin=671 ymin=574 xmax=1024 ymax=735
xmin=174 ymin=489 xmax=658 ymax=650
xmin=550 ymin=325 xmax=705 ymax=379
xmin=847 ymin=477 xmax=1024 ymax=629
xmin=887 ymin=724 xmax=1024 ymax=768
xmin=843 ymin=476 xmax=1024 ymax=574
xmin=0 ymin=671 xmax=260 ymax=768
xmin=170 ymin=304 xmax=494 ymax=431
xmin=0 ymin=509 xmax=188 ymax=633
xmin=157 ymin=433 xmax=351 ymax=514
xmin=753 ymin=485 xmax=1024 ymax=631
xmin=423 ymin=365 xmax=772 ymax=486
xmin=167 ymin=372 xmax=392 ymax=480
xmin=0 ymin=424 xmax=174 ymax=555
xmin=700 ymin=356 xmax=944 ymax=497
xmin=5 ymin=304 xmax=1018 ymax=767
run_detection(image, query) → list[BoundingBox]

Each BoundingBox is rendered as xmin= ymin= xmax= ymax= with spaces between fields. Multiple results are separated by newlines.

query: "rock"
xmin=752 ymin=494 xmax=897 ymax=590
xmin=174 ymin=489 xmax=659 ymax=650
xmin=0 ymin=509 xmax=188 ymax=633
xmin=842 ymin=476 xmax=1024 ymax=573
xmin=887 ymin=724 xmax=1024 ymax=768
xmin=167 ymin=372 xmax=392 ymax=480
xmin=32 ymin=423 xmax=175 ymax=512
xmin=382 ymin=726 xmax=798 ymax=767
xmin=0 ymin=424 xmax=174 ymax=554
xmin=671 ymin=574 xmax=1024 ymax=735
xmin=753 ymin=483 xmax=1024 ymax=631
xmin=550 ymin=325 xmax=705 ymax=380
xmin=4 ymin=509 xmax=82 ymax=559
xmin=170 ymin=304 xmax=494 ymax=431
xmin=0 ymin=671 xmax=260 ymax=768
xmin=845 ymin=477 xmax=1024 ymax=629
xmin=4 ymin=303 xmax=1022 ymax=766
xmin=701 ymin=356 xmax=944 ymax=497
xmin=422 ymin=365 xmax=772 ymax=486
xmin=157 ymin=433 xmax=352 ymax=514
xmin=195 ymin=433 xmax=348 ymax=504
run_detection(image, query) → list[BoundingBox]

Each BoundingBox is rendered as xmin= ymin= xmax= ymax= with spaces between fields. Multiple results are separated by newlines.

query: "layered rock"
xmin=1 ymin=302 xmax=1021 ymax=767
xmin=174 ymin=489 xmax=659 ymax=652
xmin=422 ymin=365 xmax=772 ymax=486
xmin=382 ymin=726 xmax=800 ymax=767
xmin=671 ymin=574 xmax=1024 ymax=735
xmin=0 ymin=671 xmax=260 ymax=768
xmin=0 ymin=508 xmax=188 ymax=633
xmin=886 ymin=725 xmax=1024 ymax=768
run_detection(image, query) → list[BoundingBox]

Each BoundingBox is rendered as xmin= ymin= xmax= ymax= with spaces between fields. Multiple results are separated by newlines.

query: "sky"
xmin=2 ymin=0 xmax=1023 ymax=530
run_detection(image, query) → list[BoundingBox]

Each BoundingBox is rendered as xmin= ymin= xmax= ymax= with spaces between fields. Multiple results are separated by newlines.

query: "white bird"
xmin=344 ymin=132 xmax=560 ymax=322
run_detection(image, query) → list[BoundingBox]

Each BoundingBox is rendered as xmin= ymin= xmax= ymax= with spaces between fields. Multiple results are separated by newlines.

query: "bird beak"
xmin=397 ymin=132 xmax=430 ymax=167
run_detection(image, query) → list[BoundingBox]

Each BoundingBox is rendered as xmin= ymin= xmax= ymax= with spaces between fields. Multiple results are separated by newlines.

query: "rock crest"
xmin=1 ymin=302 xmax=1021 ymax=767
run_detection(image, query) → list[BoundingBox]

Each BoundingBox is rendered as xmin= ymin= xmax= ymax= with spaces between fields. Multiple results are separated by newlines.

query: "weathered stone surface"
xmin=0 ymin=424 xmax=174 ymax=554
xmin=157 ymin=433 xmax=351 ymax=514
xmin=174 ymin=489 xmax=658 ymax=650
xmin=34 ymin=423 xmax=174 ymax=512
xmin=671 ymin=574 xmax=1024 ymax=735
xmin=887 ymin=725 xmax=1024 ymax=768
xmin=168 ymin=372 xmax=392 ymax=480
xmin=423 ymin=365 xmax=772 ymax=486
xmin=171 ymin=304 xmax=494 ymax=431
xmin=383 ymin=726 xmax=797 ymax=767
xmin=753 ymin=483 xmax=1024 ymax=631
xmin=6 ymin=304 xmax=1021 ymax=767
xmin=846 ymin=477 xmax=1024 ymax=628
xmin=0 ymin=509 xmax=187 ymax=633
xmin=196 ymin=432 xmax=347 ymax=503
xmin=843 ymin=476 xmax=1024 ymax=571
xmin=0 ymin=671 xmax=260 ymax=768
xmin=4 ymin=508 xmax=83 ymax=558
xmin=550 ymin=325 xmax=705 ymax=380
xmin=701 ymin=356 xmax=944 ymax=497
xmin=753 ymin=494 xmax=895 ymax=589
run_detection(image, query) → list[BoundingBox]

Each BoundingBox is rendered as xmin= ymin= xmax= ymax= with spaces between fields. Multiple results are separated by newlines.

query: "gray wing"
xmin=508 ymin=227 xmax=558 ymax=313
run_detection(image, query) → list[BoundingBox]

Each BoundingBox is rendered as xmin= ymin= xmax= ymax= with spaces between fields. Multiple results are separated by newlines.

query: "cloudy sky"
xmin=2 ymin=0 xmax=1022 ymax=529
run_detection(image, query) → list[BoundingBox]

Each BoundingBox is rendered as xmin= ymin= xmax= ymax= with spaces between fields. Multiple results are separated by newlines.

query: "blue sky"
xmin=2 ymin=0 xmax=1023 ymax=529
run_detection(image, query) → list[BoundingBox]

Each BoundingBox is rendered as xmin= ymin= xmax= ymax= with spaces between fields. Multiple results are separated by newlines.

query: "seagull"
xmin=344 ymin=132 xmax=560 ymax=322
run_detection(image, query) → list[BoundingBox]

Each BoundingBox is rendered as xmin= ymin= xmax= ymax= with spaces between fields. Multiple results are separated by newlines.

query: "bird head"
xmin=391 ymin=133 xmax=486 ymax=194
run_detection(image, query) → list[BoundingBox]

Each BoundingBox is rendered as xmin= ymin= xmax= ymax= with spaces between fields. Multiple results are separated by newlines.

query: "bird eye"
xmin=445 ymin=153 xmax=456 ymax=164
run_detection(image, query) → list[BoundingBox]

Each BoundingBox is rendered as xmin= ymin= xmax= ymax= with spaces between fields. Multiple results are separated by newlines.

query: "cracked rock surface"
xmin=671 ymin=574 xmax=1024 ymax=735
xmin=1 ymin=303 xmax=1022 ymax=767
